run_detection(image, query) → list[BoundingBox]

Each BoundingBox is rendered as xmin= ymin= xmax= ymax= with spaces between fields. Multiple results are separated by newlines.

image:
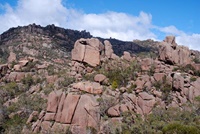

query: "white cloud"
xmin=0 ymin=0 xmax=200 ymax=51
xmin=176 ymin=34 xmax=200 ymax=50
xmin=158 ymin=25 xmax=185 ymax=35
xmin=68 ymin=11 xmax=157 ymax=40
xmin=0 ymin=0 xmax=69 ymax=32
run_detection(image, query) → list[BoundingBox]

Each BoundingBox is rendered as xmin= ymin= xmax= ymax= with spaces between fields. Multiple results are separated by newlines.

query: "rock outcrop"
xmin=72 ymin=38 xmax=104 ymax=67
xmin=32 ymin=91 xmax=100 ymax=133
xmin=159 ymin=36 xmax=192 ymax=65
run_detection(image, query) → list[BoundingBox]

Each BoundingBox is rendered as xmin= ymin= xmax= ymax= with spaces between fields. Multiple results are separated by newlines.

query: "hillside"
xmin=0 ymin=24 xmax=200 ymax=134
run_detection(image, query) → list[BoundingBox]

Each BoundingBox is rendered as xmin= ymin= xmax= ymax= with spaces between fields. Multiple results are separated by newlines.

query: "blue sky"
xmin=0 ymin=0 xmax=200 ymax=50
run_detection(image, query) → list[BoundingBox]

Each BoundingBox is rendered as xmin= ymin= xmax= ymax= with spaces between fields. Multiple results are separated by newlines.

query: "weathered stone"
xmin=72 ymin=40 xmax=86 ymax=62
xmin=71 ymin=38 xmax=102 ymax=67
xmin=163 ymin=36 xmax=177 ymax=48
xmin=73 ymin=81 xmax=103 ymax=94
xmin=139 ymin=92 xmax=155 ymax=100
xmin=172 ymin=73 xmax=184 ymax=91
xmin=38 ymin=111 xmax=46 ymax=120
xmin=104 ymin=40 xmax=114 ymax=59
xmin=84 ymin=45 xmax=100 ymax=66
xmin=19 ymin=60 xmax=29 ymax=67
xmin=159 ymin=37 xmax=192 ymax=65
xmin=107 ymin=105 xmax=120 ymax=117
xmin=137 ymin=95 xmax=156 ymax=115
xmin=55 ymin=93 xmax=66 ymax=122
xmin=60 ymin=94 xmax=80 ymax=124
xmin=8 ymin=51 xmax=16 ymax=63
xmin=13 ymin=64 xmax=21 ymax=71
xmin=141 ymin=58 xmax=154 ymax=71
xmin=46 ymin=90 xmax=63 ymax=113
xmin=153 ymin=73 xmax=166 ymax=82
xmin=44 ymin=113 xmax=56 ymax=121
xmin=123 ymin=51 xmax=132 ymax=62
xmin=71 ymin=94 xmax=99 ymax=131
xmin=41 ymin=121 xmax=52 ymax=132
xmin=120 ymin=104 xmax=129 ymax=113
xmin=94 ymin=74 xmax=107 ymax=83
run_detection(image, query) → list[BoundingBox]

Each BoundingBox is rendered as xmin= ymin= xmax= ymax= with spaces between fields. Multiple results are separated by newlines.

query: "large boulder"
xmin=46 ymin=90 xmax=63 ymax=113
xmin=137 ymin=92 xmax=156 ymax=115
xmin=122 ymin=51 xmax=132 ymax=62
xmin=172 ymin=73 xmax=184 ymax=91
xmin=72 ymin=38 xmax=103 ymax=67
xmin=71 ymin=94 xmax=100 ymax=133
xmin=94 ymin=74 xmax=107 ymax=83
xmin=8 ymin=51 xmax=16 ymax=63
xmin=73 ymin=81 xmax=103 ymax=94
xmin=104 ymin=40 xmax=114 ymax=59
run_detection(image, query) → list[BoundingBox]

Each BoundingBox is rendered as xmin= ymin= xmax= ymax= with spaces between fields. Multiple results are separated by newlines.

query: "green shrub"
xmin=193 ymin=57 xmax=200 ymax=64
xmin=162 ymin=122 xmax=200 ymax=134
xmin=2 ymin=114 xmax=27 ymax=134
xmin=195 ymin=96 xmax=200 ymax=102
xmin=47 ymin=64 xmax=55 ymax=75
xmin=190 ymin=77 xmax=197 ymax=82
xmin=148 ymin=65 xmax=155 ymax=76
xmin=104 ymin=61 xmax=140 ymax=88
xmin=59 ymin=77 xmax=75 ymax=87
xmin=3 ymin=82 xmax=19 ymax=98
xmin=22 ymin=74 xmax=34 ymax=88
xmin=111 ymin=80 xmax=118 ymax=90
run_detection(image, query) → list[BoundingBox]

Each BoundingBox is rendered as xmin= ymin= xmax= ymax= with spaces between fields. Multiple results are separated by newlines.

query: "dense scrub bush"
xmin=153 ymin=76 xmax=173 ymax=104
xmin=1 ymin=93 xmax=47 ymax=133
xmin=59 ymin=76 xmax=75 ymax=87
xmin=193 ymin=57 xmax=200 ymax=64
xmin=97 ymin=97 xmax=117 ymax=117
xmin=0 ymin=82 xmax=20 ymax=99
xmin=101 ymin=97 xmax=200 ymax=134
xmin=21 ymin=74 xmax=34 ymax=88
xmin=47 ymin=64 xmax=55 ymax=75
xmin=101 ymin=61 xmax=140 ymax=88
xmin=162 ymin=123 xmax=200 ymax=134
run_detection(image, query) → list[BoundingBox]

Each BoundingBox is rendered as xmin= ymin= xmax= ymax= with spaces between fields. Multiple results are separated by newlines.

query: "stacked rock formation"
xmin=159 ymin=36 xmax=192 ymax=65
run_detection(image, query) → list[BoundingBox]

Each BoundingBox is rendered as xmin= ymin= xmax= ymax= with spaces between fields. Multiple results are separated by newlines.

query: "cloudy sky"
xmin=0 ymin=0 xmax=200 ymax=50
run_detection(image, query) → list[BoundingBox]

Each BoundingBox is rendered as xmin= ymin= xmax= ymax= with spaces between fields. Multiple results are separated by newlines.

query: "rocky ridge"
xmin=0 ymin=24 xmax=200 ymax=134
